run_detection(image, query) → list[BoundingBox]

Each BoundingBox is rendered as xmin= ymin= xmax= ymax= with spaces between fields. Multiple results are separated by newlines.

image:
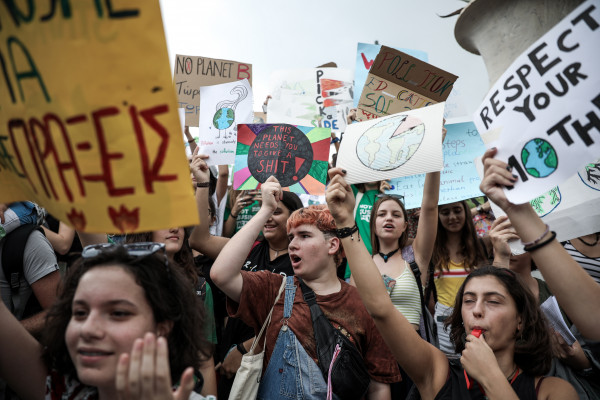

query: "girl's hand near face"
xmin=326 ymin=168 xmax=355 ymax=228
xmin=116 ymin=333 xmax=194 ymax=400
xmin=479 ymin=148 xmax=519 ymax=212
xmin=461 ymin=333 xmax=505 ymax=389
xmin=260 ymin=176 xmax=282 ymax=214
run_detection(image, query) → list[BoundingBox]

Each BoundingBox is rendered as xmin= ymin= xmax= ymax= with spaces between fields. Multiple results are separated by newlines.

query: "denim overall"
xmin=257 ymin=276 xmax=336 ymax=399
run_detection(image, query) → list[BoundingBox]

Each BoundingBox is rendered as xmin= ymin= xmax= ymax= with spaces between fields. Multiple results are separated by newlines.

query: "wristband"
xmin=524 ymin=231 xmax=556 ymax=252
xmin=335 ymin=224 xmax=360 ymax=241
xmin=331 ymin=137 xmax=340 ymax=144
xmin=521 ymin=224 xmax=550 ymax=247
xmin=230 ymin=212 xmax=238 ymax=219
xmin=196 ymin=182 xmax=210 ymax=188
xmin=236 ymin=342 xmax=248 ymax=355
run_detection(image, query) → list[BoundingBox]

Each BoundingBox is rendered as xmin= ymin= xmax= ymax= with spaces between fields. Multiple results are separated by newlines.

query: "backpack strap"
xmin=1 ymin=224 xmax=45 ymax=316
xmin=409 ymin=260 xmax=432 ymax=343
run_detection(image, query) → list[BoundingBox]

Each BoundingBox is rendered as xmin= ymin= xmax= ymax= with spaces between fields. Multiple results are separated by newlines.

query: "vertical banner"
xmin=233 ymin=124 xmax=331 ymax=194
xmin=173 ymin=54 xmax=252 ymax=126
xmin=474 ymin=1 xmax=600 ymax=204
xmin=0 ymin=1 xmax=198 ymax=233
xmin=198 ymin=79 xmax=253 ymax=165
xmin=356 ymin=45 xmax=457 ymax=121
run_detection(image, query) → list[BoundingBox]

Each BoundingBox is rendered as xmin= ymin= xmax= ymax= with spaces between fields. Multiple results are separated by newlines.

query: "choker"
xmin=578 ymin=233 xmax=600 ymax=247
xmin=378 ymin=248 xmax=400 ymax=263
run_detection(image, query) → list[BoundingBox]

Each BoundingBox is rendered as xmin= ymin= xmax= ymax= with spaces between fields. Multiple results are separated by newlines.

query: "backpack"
xmin=1 ymin=223 xmax=45 ymax=319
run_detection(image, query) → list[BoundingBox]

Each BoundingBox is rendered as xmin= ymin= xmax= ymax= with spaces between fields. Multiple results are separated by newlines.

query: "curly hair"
xmin=125 ymin=229 xmax=197 ymax=286
xmin=286 ymin=205 xmax=343 ymax=266
xmin=42 ymin=246 xmax=211 ymax=383
xmin=369 ymin=195 xmax=410 ymax=255
xmin=445 ymin=266 xmax=552 ymax=376
xmin=432 ymin=201 xmax=487 ymax=273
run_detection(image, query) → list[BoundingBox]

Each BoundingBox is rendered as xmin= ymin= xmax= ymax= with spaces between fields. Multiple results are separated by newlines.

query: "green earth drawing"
xmin=213 ymin=107 xmax=235 ymax=129
xmin=521 ymin=138 xmax=558 ymax=178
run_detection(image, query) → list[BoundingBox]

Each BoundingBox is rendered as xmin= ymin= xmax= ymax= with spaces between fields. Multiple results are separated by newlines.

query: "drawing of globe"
xmin=356 ymin=114 xmax=425 ymax=171
xmin=213 ymin=107 xmax=235 ymax=129
xmin=521 ymin=138 xmax=558 ymax=178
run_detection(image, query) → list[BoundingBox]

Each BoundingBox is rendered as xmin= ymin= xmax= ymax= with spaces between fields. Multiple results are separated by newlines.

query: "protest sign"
xmin=198 ymin=79 xmax=253 ymax=165
xmin=388 ymin=121 xmax=486 ymax=209
xmin=336 ymin=103 xmax=445 ymax=184
xmin=233 ymin=124 xmax=330 ymax=194
xmin=475 ymin=158 xmax=600 ymax=254
xmin=174 ymin=54 xmax=252 ymax=126
xmin=356 ymin=46 xmax=457 ymax=122
xmin=473 ymin=1 xmax=600 ymax=204
xmin=354 ymin=43 xmax=428 ymax=108
xmin=268 ymin=68 xmax=353 ymax=134
xmin=0 ymin=1 xmax=198 ymax=233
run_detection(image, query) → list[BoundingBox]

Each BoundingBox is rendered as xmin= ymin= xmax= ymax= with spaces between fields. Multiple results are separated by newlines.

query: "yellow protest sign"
xmin=0 ymin=1 xmax=199 ymax=234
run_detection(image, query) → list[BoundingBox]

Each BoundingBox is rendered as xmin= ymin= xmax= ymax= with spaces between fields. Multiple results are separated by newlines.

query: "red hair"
xmin=286 ymin=205 xmax=344 ymax=266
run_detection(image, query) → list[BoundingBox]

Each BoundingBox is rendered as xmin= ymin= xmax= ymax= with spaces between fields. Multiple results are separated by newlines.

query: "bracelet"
xmin=335 ymin=224 xmax=360 ymax=241
xmin=521 ymin=224 xmax=550 ymax=247
xmin=196 ymin=182 xmax=210 ymax=188
xmin=230 ymin=212 xmax=238 ymax=219
xmin=524 ymin=231 xmax=556 ymax=252
xmin=236 ymin=342 xmax=248 ymax=355
xmin=331 ymin=137 xmax=340 ymax=144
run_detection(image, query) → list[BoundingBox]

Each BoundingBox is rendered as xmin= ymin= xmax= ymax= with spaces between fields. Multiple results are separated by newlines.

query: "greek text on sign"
xmin=474 ymin=1 xmax=600 ymax=204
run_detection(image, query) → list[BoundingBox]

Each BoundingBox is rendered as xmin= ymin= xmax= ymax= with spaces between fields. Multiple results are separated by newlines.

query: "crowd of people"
xmin=1 ymin=119 xmax=600 ymax=399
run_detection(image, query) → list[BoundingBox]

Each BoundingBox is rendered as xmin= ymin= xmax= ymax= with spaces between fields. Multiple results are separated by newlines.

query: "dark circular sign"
xmin=247 ymin=125 xmax=313 ymax=187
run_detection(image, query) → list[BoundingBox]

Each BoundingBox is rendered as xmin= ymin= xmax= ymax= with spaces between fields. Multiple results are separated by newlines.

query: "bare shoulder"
xmin=535 ymin=376 xmax=578 ymax=400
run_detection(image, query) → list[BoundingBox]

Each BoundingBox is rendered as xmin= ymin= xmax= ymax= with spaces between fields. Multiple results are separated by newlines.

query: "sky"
xmin=158 ymin=0 xmax=490 ymax=119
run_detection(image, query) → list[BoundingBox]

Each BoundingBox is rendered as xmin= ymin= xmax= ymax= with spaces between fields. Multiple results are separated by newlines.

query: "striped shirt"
xmin=562 ymin=240 xmax=600 ymax=284
xmin=389 ymin=263 xmax=422 ymax=325
xmin=434 ymin=260 xmax=470 ymax=307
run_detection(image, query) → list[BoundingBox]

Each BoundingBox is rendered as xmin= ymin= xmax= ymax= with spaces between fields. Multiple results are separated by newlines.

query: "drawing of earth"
xmin=356 ymin=114 xmax=425 ymax=171
xmin=213 ymin=107 xmax=235 ymax=129
xmin=521 ymin=138 xmax=557 ymax=178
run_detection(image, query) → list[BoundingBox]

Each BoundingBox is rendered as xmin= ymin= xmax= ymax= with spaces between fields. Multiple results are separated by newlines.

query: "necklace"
xmin=579 ymin=233 xmax=600 ymax=246
xmin=269 ymin=245 xmax=288 ymax=258
xmin=475 ymin=366 xmax=519 ymax=399
xmin=378 ymin=248 xmax=400 ymax=263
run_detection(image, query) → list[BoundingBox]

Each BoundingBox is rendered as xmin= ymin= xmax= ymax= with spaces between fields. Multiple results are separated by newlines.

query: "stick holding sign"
xmin=336 ymin=103 xmax=445 ymax=184
xmin=198 ymin=79 xmax=253 ymax=165
xmin=474 ymin=1 xmax=600 ymax=204
xmin=233 ymin=124 xmax=331 ymax=194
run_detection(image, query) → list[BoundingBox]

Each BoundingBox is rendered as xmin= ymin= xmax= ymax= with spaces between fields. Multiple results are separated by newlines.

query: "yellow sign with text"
xmin=0 ymin=1 xmax=199 ymax=233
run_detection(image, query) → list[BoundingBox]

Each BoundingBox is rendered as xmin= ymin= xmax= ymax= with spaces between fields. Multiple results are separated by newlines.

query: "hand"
xmin=442 ymin=119 xmax=447 ymax=143
xmin=479 ymin=148 xmax=518 ymax=212
xmin=550 ymin=331 xmax=591 ymax=370
xmin=379 ymin=180 xmax=391 ymax=192
xmin=489 ymin=216 xmax=519 ymax=266
xmin=460 ymin=332 xmax=502 ymax=385
xmin=0 ymin=203 xmax=7 ymax=224
xmin=326 ymin=168 xmax=355 ymax=227
xmin=346 ymin=108 xmax=357 ymax=125
xmin=189 ymin=147 xmax=211 ymax=184
xmin=232 ymin=191 xmax=253 ymax=215
xmin=217 ymin=347 xmax=243 ymax=379
xmin=260 ymin=176 xmax=282 ymax=213
xmin=116 ymin=333 xmax=194 ymax=400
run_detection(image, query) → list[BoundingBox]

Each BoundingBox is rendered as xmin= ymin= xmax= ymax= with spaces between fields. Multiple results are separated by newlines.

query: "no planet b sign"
xmin=474 ymin=1 xmax=600 ymax=204
xmin=233 ymin=124 xmax=331 ymax=194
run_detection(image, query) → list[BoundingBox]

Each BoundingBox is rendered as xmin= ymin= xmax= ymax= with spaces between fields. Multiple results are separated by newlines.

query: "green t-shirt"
xmin=224 ymin=201 xmax=261 ymax=235
xmin=352 ymin=186 xmax=379 ymax=255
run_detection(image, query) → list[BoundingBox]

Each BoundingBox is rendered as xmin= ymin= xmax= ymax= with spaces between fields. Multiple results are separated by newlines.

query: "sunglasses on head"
xmin=81 ymin=242 xmax=170 ymax=277
xmin=376 ymin=193 xmax=405 ymax=204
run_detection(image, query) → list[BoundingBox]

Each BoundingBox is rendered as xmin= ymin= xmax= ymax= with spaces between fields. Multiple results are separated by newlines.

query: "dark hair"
xmin=432 ymin=200 xmax=487 ymax=273
xmin=369 ymin=195 xmax=409 ymax=255
xmin=125 ymin=229 xmax=197 ymax=286
xmin=280 ymin=191 xmax=303 ymax=214
xmin=446 ymin=266 xmax=552 ymax=376
xmin=42 ymin=247 xmax=210 ymax=383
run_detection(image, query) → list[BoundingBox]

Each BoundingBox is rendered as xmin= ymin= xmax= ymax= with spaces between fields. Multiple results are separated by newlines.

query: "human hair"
xmin=280 ymin=191 xmax=303 ymax=214
xmin=42 ymin=246 xmax=210 ymax=383
xmin=445 ymin=266 xmax=552 ymax=376
xmin=432 ymin=200 xmax=487 ymax=273
xmin=369 ymin=195 xmax=409 ymax=255
xmin=125 ymin=229 xmax=197 ymax=286
xmin=286 ymin=205 xmax=343 ymax=266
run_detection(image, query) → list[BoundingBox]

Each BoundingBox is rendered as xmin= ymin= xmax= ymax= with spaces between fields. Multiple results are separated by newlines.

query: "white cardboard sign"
xmin=474 ymin=1 xmax=600 ymax=204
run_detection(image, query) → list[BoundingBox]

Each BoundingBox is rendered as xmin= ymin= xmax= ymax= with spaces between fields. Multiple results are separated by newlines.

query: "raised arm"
xmin=488 ymin=216 xmax=519 ymax=268
xmin=480 ymin=148 xmax=600 ymax=339
xmin=188 ymin=149 xmax=230 ymax=259
xmin=210 ymin=176 xmax=282 ymax=303
xmin=326 ymin=169 xmax=449 ymax=399
xmin=215 ymin=165 xmax=229 ymax=205
xmin=411 ymin=171 xmax=440 ymax=283
xmin=42 ymin=221 xmax=75 ymax=255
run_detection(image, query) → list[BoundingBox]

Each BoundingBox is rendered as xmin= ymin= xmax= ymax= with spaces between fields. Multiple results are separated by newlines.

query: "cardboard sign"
xmin=356 ymin=46 xmax=457 ymax=121
xmin=336 ymin=103 xmax=445 ymax=184
xmin=174 ymin=54 xmax=252 ymax=126
xmin=233 ymin=124 xmax=331 ymax=194
xmin=388 ymin=121 xmax=486 ymax=209
xmin=354 ymin=43 xmax=428 ymax=108
xmin=473 ymin=1 xmax=600 ymax=204
xmin=0 ymin=1 xmax=198 ymax=234
xmin=198 ymin=79 xmax=253 ymax=165
xmin=268 ymin=68 xmax=353 ymax=134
